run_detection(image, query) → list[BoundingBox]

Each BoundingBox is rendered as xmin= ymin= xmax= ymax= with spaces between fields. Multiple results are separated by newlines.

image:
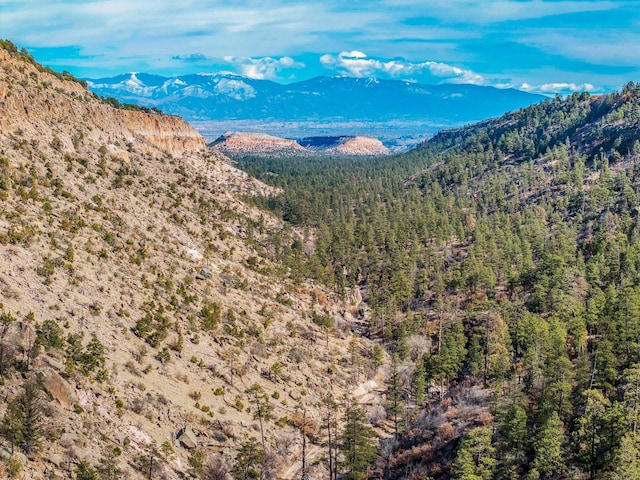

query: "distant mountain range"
xmin=86 ymin=73 xmax=547 ymax=148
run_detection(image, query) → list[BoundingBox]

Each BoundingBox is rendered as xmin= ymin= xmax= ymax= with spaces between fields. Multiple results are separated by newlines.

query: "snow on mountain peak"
xmin=213 ymin=78 xmax=256 ymax=101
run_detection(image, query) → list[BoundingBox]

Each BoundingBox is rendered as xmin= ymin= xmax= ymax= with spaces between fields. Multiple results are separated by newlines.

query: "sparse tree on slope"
xmin=339 ymin=399 xmax=377 ymax=480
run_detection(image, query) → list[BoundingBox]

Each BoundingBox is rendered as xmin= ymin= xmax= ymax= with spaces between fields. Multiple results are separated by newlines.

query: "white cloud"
xmin=382 ymin=0 xmax=620 ymax=24
xmin=523 ymin=30 xmax=640 ymax=66
xmin=320 ymin=51 xmax=485 ymax=85
xmin=520 ymin=82 xmax=596 ymax=95
xmin=223 ymin=56 xmax=305 ymax=80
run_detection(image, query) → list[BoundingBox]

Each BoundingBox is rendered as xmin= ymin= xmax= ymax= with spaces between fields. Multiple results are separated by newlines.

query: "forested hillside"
xmin=234 ymin=83 xmax=640 ymax=479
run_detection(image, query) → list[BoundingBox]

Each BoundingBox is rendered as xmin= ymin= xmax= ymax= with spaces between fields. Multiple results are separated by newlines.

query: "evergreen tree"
xmin=451 ymin=427 xmax=496 ymax=480
xmin=136 ymin=442 xmax=164 ymax=480
xmin=501 ymin=404 xmax=528 ymax=462
xmin=322 ymin=394 xmax=339 ymax=480
xmin=97 ymin=445 xmax=123 ymax=480
xmin=412 ymin=357 xmax=426 ymax=409
xmin=339 ymin=400 xmax=377 ymax=480
xmin=0 ymin=398 xmax=23 ymax=454
xmin=232 ymin=437 xmax=265 ymax=480
xmin=609 ymin=431 xmax=640 ymax=480
xmin=75 ymin=460 xmax=100 ymax=480
xmin=574 ymin=390 xmax=611 ymax=480
xmin=245 ymin=383 xmax=273 ymax=448
xmin=0 ymin=377 xmax=47 ymax=456
xmin=387 ymin=356 xmax=405 ymax=439
xmin=531 ymin=411 xmax=565 ymax=479
xmin=623 ymin=364 xmax=640 ymax=432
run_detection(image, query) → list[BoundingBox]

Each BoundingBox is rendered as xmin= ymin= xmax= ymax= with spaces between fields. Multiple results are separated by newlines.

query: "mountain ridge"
xmin=86 ymin=72 xmax=547 ymax=145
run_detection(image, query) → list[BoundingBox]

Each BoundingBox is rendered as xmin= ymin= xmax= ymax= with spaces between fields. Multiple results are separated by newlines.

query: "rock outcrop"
xmin=0 ymin=49 xmax=205 ymax=157
xmin=299 ymin=135 xmax=390 ymax=156
xmin=210 ymin=131 xmax=389 ymax=157
xmin=210 ymin=131 xmax=306 ymax=156
xmin=37 ymin=367 xmax=78 ymax=408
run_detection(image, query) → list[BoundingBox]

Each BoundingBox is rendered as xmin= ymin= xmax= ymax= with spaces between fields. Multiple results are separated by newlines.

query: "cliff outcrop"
xmin=0 ymin=49 xmax=204 ymax=157
xmin=210 ymin=131 xmax=390 ymax=157
xmin=210 ymin=131 xmax=306 ymax=156
xmin=299 ymin=135 xmax=390 ymax=155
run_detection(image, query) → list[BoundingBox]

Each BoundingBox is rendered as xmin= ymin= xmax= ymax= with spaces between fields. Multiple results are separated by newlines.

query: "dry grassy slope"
xmin=0 ymin=48 xmax=383 ymax=479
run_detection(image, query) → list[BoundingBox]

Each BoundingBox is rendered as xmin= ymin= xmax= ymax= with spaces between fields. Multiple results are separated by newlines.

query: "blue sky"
xmin=2 ymin=0 xmax=640 ymax=95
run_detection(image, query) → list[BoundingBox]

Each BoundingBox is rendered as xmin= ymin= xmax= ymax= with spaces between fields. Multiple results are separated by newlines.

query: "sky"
xmin=2 ymin=0 xmax=640 ymax=95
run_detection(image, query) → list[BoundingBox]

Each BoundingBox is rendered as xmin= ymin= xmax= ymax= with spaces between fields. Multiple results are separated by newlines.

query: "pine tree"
xmin=1 ymin=377 xmax=47 ymax=456
xmin=531 ymin=411 xmax=565 ymax=479
xmin=322 ymin=394 xmax=339 ymax=480
xmin=609 ymin=431 xmax=640 ymax=480
xmin=339 ymin=399 xmax=377 ymax=480
xmin=75 ymin=460 xmax=99 ymax=480
xmin=0 ymin=398 xmax=23 ymax=454
xmin=97 ymin=445 xmax=123 ymax=480
xmin=623 ymin=364 xmax=640 ymax=432
xmin=387 ymin=356 xmax=405 ymax=439
xmin=245 ymin=383 xmax=273 ymax=448
xmin=575 ymin=390 xmax=610 ymax=480
xmin=136 ymin=442 xmax=164 ymax=480
xmin=432 ymin=321 xmax=467 ymax=396
xmin=501 ymin=404 xmax=528 ymax=462
xmin=412 ymin=357 xmax=426 ymax=409
xmin=232 ymin=437 xmax=265 ymax=480
xmin=451 ymin=427 xmax=496 ymax=480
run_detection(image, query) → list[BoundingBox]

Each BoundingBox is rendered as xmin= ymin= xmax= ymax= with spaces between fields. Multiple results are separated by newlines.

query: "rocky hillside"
xmin=211 ymin=131 xmax=389 ymax=158
xmin=0 ymin=43 xmax=384 ymax=479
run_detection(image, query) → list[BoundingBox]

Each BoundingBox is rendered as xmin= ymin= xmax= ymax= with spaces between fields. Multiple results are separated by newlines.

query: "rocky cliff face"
xmin=210 ymin=131 xmax=306 ymax=156
xmin=211 ymin=131 xmax=390 ymax=157
xmin=300 ymin=135 xmax=390 ymax=156
xmin=0 ymin=49 xmax=205 ymax=157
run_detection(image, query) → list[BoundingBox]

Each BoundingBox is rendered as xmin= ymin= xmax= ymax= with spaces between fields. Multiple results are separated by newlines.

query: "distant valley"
xmin=87 ymin=73 xmax=546 ymax=150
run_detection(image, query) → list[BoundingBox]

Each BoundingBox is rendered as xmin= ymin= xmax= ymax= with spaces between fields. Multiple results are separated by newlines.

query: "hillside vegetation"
xmin=235 ymin=83 xmax=640 ymax=479
xmin=6 ymin=36 xmax=640 ymax=480
xmin=0 ymin=41 xmax=385 ymax=480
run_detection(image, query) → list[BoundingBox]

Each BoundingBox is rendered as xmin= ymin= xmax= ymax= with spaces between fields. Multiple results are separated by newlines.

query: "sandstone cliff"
xmin=0 ymin=49 xmax=205 ymax=157
xmin=210 ymin=131 xmax=306 ymax=156
xmin=211 ymin=131 xmax=390 ymax=157
xmin=299 ymin=135 xmax=390 ymax=156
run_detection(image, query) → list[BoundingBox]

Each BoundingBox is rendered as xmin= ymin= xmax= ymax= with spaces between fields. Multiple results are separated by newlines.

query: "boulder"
xmin=1 ymin=321 xmax=36 ymax=355
xmin=177 ymin=427 xmax=198 ymax=449
xmin=196 ymin=268 xmax=212 ymax=281
xmin=47 ymin=453 xmax=64 ymax=468
xmin=37 ymin=368 xmax=78 ymax=408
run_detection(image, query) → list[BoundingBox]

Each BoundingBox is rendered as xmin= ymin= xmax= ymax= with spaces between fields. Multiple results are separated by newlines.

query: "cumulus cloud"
xmin=320 ymin=51 xmax=485 ymax=85
xmin=520 ymin=82 xmax=596 ymax=95
xmin=223 ymin=55 xmax=305 ymax=80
